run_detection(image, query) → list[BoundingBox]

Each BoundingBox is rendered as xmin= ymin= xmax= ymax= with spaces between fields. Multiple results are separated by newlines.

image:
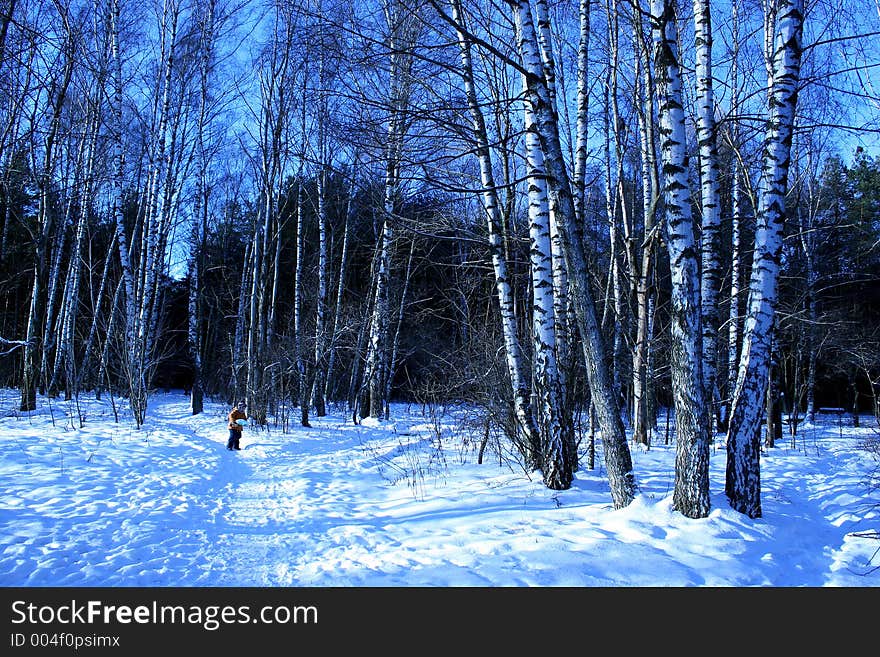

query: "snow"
xmin=1 ymin=389 xmax=878 ymax=587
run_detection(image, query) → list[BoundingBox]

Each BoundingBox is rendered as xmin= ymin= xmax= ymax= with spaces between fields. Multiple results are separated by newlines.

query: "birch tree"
xmin=20 ymin=1 xmax=75 ymax=412
xmin=48 ymin=32 xmax=106 ymax=399
xmin=132 ymin=0 xmax=183 ymax=423
xmin=109 ymin=0 xmax=141 ymax=423
xmin=293 ymin=176 xmax=308 ymax=424
xmin=359 ymin=0 xmax=418 ymax=421
xmin=107 ymin=0 xmax=196 ymax=424
xmin=243 ymin=1 xmax=296 ymax=424
xmin=572 ymin=0 xmax=590 ymax=228
xmin=650 ymin=0 xmax=709 ymax=518
xmin=509 ymin=0 xmax=635 ymax=506
xmin=310 ymin=5 xmax=334 ymax=418
xmin=187 ymin=0 xmax=217 ymax=415
xmin=693 ymin=0 xmax=722 ymax=434
xmin=722 ymin=0 xmax=746 ymax=432
xmin=533 ymin=0 xmax=574 ymax=465
xmin=324 ymin=161 xmax=358 ymax=404
xmin=447 ymin=0 xmax=540 ymax=468
xmin=602 ymin=0 xmax=631 ymax=412
xmin=523 ymin=71 xmax=572 ymax=488
xmin=726 ymin=0 xmax=804 ymax=519
xmin=795 ymin=148 xmax=828 ymax=425
xmin=632 ymin=6 xmax=661 ymax=446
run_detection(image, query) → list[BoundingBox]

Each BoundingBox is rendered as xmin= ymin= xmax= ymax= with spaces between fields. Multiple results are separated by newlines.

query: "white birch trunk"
xmin=20 ymin=6 xmax=74 ymax=411
xmin=312 ymin=37 xmax=330 ymax=417
xmin=523 ymin=83 xmax=571 ymax=489
xmin=312 ymin=160 xmax=329 ymax=417
xmin=532 ymin=0 xmax=557 ymax=108
xmin=110 ymin=0 xmax=141 ymax=424
xmin=96 ymin=280 xmax=124 ymax=400
xmin=362 ymin=0 xmax=416 ymax=421
xmin=246 ymin=203 xmax=265 ymax=421
xmin=122 ymin=0 xmax=182 ymax=425
xmin=41 ymin=190 xmax=72 ymax=396
xmin=56 ymin=0 xmax=115 ymax=398
xmin=188 ymin=0 xmax=216 ymax=416
xmin=348 ymin=239 xmax=378 ymax=418
xmin=694 ymin=0 xmax=722 ymax=435
xmin=325 ymin=167 xmax=357 ymax=403
xmin=604 ymin=0 xmax=628 ymax=412
xmin=363 ymin=219 xmax=391 ymax=419
xmin=763 ymin=0 xmax=778 ymax=91
xmin=800 ymin=216 xmax=818 ymax=424
xmin=248 ymin=6 xmax=293 ymax=424
xmin=294 ymin=182 xmax=308 ymax=423
xmin=231 ymin=238 xmax=252 ymax=403
xmin=294 ymin=67 xmax=308 ymax=423
xmin=511 ymin=0 xmax=635 ymax=508
xmin=651 ymin=0 xmax=710 ymax=518
xmin=632 ymin=18 xmax=661 ymax=446
xmin=264 ymin=209 xmax=283 ymax=417
xmin=384 ymin=238 xmax=415 ymax=420
xmin=533 ymin=0 xmax=572 ymax=441
xmin=572 ymin=0 xmax=590 ymax=226
xmin=80 ymin=225 xmax=116 ymax=391
xmin=138 ymin=0 xmax=180 ymax=379
xmin=793 ymin=146 xmax=819 ymax=426
xmin=549 ymin=197 xmax=573 ymax=460
xmin=726 ymin=0 xmax=803 ymax=519
xmin=187 ymin=211 xmax=204 ymax=414
xmin=727 ymin=152 xmax=744 ymax=428
xmin=449 ymin=0 xmax=539 ymax=466
xmin=43 ymin=114 xmax=89 ymax=396
xmin=51 ymin=101 xmax=101 ymax=398
xmin=724 ymin=2 xmax=744 ymax=430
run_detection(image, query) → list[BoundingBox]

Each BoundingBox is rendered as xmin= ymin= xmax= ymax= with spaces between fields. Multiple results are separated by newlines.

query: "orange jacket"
xmin=228 ymin=408 xmax=247 ymax=431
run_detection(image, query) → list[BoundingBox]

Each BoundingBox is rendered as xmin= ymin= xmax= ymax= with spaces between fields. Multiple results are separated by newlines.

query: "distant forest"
xmin=1 ymin=0 xmax=878 ymax=518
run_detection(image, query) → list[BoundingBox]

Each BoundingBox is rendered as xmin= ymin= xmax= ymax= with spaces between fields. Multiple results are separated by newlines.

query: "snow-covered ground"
xmin=1 ymin=389 xmax=878 ymax=587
